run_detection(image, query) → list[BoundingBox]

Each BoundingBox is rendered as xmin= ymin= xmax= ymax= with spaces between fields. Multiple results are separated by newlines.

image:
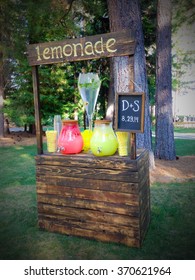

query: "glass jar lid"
xmin=62 ymin=120 xmax=78 ymax=125
xmin=94 ymin=119 xmax=111 ymax=125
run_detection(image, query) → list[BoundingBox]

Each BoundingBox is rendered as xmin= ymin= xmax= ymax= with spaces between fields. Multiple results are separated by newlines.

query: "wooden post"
xmin=130 ymin=132 xmax=136 ymax=159
xmin=32 ymin=66 xmax=43 ymax=154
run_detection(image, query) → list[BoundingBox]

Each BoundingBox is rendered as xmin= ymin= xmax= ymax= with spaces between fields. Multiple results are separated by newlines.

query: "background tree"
xmin=0 ymin=45 xmax=4 ymax=137
xmin=0 ymin=0 xmax=18 ymax=137
xmin=2 ymin=0 xmax=192 ymax=161
xmin=3 ymin=0 xmax=109 ymax=132
xmin=2 ymin=0 xmax=55 ymax=133
xmin=172 ymin=1 xmax=195 ymax=121
xmin=141 ymin=0 xmax=157 ymax=122
xmin=154 ymin=0 xmax=176 ymax=160
xmin=172 ymin=0 xmax=195 ymax=33
xmin=107 ymin=0 xmax=154 ymax=166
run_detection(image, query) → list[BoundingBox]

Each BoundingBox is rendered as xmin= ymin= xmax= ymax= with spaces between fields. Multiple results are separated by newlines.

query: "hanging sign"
xmin=27 ymin=30 xmax=135 ymax=66
xmin=115 ymin=92 xmax=145 ymax=132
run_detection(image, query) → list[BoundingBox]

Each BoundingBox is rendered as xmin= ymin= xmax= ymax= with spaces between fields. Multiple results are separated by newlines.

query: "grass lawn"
xmin=151 ymin=126 xmax=195 ymax=134
xmin=173 ymin=127 xmax=195 ymax=133
xmin=0 ymin=141 xmax=195 ymax=260
xmin=151 ymin=138 xmax=195 ymax=157
xmin=174 ymin=139 xmax=195 ymax=156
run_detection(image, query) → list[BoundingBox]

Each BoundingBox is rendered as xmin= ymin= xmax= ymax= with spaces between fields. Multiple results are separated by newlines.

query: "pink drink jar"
xmin=58 ymin=120 xmax=83 ymax=154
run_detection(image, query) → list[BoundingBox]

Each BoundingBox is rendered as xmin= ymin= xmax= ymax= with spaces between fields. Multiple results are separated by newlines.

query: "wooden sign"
xmin=115 ymin=92 xmax=145 ymax=133
xmin=27 ymin=30 xmax=135 ymax=66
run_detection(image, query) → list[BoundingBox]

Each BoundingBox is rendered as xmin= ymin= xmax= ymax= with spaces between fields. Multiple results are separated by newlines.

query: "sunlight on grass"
xmin=152 ymin=138 xmax=195 ymax=156
xmin=175 ymin=139 xmax=195 ymax=156
xmin=20 ymin=153 xmax=34 ymax=160
xmin=0 ymin=145 xmax=36 ymax=187
xmin=0 ymin=144 xmax=195 ymax=260
xmin=0 ymin=181 xmax=194 ymax=260
xmin=14 ymin=146 xmax=25 ymax=150
xmin=151 ymin=126 xmax=195 ymax=133
xmin=174 ymin=127 xmax=195 ymax=133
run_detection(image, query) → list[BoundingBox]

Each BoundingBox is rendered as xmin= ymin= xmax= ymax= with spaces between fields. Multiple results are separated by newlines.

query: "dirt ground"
xmin=0 ymin=131 xmax=195 ymax=184
xmin=0 ymin=131 xmax=40 ymax=147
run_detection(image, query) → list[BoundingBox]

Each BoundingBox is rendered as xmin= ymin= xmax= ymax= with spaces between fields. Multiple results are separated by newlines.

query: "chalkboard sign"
xmin=115 ymin=92 xmax=145 ymax=132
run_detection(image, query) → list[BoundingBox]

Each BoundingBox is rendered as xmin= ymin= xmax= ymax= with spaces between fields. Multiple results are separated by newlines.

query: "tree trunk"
xmin=29 ymin=123 xmax=36 ymax=134
xmin=5 ymin=119 xmax=10 ymax=134
xmin=107 ymin=0 xmax=154 ymax=167
xmin=0 ymin=50 xmax=4 ymax=138
xmin=155 ymin=0 xmax=176 ymax=160
xmin=106 ymin=58 xmax=115 ymax=121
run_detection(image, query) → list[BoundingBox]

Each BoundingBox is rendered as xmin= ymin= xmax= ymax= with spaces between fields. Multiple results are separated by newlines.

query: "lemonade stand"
xmin=27 ymin=30 xmax=150 ymax=248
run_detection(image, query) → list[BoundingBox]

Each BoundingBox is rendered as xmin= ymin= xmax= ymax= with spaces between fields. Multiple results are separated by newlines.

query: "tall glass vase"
xmin=78 ymin=72 xmax=101 ymax=131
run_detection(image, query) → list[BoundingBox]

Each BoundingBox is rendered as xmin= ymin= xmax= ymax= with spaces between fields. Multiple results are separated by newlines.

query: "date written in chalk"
xmin=116 ymin=266 xmax=171 ymax=276
xmin=121 ymin=116 xmax=139 ymax=123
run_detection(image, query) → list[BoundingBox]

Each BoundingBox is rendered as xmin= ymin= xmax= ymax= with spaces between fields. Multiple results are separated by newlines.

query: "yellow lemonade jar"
xmin=90 ymin=120 xmax=118 ymax=156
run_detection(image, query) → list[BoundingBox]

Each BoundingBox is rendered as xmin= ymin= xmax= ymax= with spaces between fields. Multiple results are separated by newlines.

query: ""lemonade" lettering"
xmin=35 ymin=37 xmax=117 ymax=62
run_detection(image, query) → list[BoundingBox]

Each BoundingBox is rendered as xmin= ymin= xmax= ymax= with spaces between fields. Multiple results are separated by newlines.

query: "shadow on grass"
xmin=0 ymin=145 xmax=195 ymax=259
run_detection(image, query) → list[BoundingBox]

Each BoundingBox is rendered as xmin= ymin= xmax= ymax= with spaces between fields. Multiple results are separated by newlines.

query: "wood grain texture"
xmin=37 ymin=194 xmax=140 ymax=216
xmin=38 ymin=218 xmax=140 ymax=247
xmin=37 ymin=175 xmax=139 ymax=193
xmin=37 ymin=184 xmax=139 ymax=206
xmin=36 ymin=152 xmax=139 ymax=170
xmin=36 ymin=165 xmax=139 ymax=182
xmin=32 ymin=66 xmax=43 ymax=154
xmin=35 ymin=149 xmax=150 ymax=247
xmin=27 ymin=30 xmax=135 ymax=66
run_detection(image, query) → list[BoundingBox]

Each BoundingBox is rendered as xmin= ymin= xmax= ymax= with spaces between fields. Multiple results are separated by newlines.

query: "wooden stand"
xmin=36 ymin=149 xmax=150 ymax=248
xmin=27 ymin=30 xmax=150 ymax=247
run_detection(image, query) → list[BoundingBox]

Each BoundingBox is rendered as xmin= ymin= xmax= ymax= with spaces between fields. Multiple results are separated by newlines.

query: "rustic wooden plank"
xmin=35 ymin=148 xmax=150 ymax=248
xmin=141 ymin=205 xmax=150 ymax=230
xmin=36 ymin=175 xmax=139 ymax=194
xmin=36 ymin=165 xmax=139 ymax=182
xmin=38 ymin=218 xmax=140 ymax=247
xmin=38 ymin=214 xmax=138 ymax=238
xmin=35 ymin=152 xmax=138 ymax=171
xmin=138 ymin=161 xmax=149 ymax=186
xmin=138 ymin=164 xmax=147 ymax=182
xmin=139 ymin=180 xmax=150 ymax=243
xmin=37 ymin=184 xmax=139 ymax=206
xmin=38 ymin=204 xmax=140 ymax=228
xmin=140 ymin=193 xmax=150 ymax=222
xmin=140 ymin=207 xmax=150 ymax=242
xmin=27 ymin=30 xmax=135 ymax=66
xmin=137 ymin=149 xmax=149 ymax=170
xmin=139 ymin=173 xmax=149 ymax=191
xmin=37 ymin=194 xmax=140 ymax=216
xmin=139 ymin=180 xmax=150 ymax=211
xmin=139 ymin=175 xmax=150 ymax=193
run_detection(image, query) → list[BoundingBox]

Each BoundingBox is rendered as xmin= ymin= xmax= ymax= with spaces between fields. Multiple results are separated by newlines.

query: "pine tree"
xmin=154 ymin=0 xmax=176 ymax=160
xmin=106 ymin=0 xmax=154 ymax=166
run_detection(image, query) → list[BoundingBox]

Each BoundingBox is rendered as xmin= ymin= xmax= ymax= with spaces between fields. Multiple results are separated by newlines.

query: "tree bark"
xmin=0 ymin=50 xmax=4 ymax=138
xmin=155 ymin=0 xmax=176 ymax=160
xmin=107 ymin=0 xmax=154 ymax=167
xmin=106 ymin=58 xmax=115 ymax=121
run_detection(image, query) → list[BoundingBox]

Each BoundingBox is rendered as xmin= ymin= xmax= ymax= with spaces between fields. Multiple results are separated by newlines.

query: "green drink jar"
xmin=90 ymin=120 xmax=118 ymax=156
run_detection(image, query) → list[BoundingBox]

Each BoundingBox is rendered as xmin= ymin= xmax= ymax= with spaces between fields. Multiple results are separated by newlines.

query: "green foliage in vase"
xmin=78 ymin=80 xmax=101 ymax=90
